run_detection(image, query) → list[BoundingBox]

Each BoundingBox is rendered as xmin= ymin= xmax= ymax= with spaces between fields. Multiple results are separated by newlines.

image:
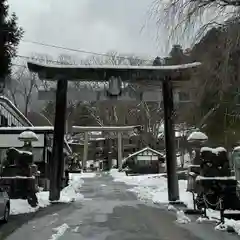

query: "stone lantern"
xmin=186 ymin=131 xmax=208 ymax=197
xmin=187 ymin=131 xmax=208 ymax=165
xmin=18 ymin=130 xmax=39 ymax=153
xmin=0 ymin=131 xmax=40 ymax=207
xmin=18 ymin=130 xmax=40 ymax=178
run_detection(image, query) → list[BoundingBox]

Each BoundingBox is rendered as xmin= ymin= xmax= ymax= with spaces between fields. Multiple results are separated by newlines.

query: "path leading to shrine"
xmin=4 ymin=173 xmax=239 ymax=240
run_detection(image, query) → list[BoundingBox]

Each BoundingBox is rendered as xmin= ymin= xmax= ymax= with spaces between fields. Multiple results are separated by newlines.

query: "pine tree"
xmin=0 ymin=0 xmax=23 ymax=87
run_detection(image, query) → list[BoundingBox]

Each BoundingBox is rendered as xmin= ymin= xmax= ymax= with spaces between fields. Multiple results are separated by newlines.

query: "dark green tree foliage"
xmin=152 ymin=56 xmax=162 ymax=66
xmin=187 ymin=21 xmax=240 ymax=147
xmin=0 ymin=0 xmax=23 ymax=84
xmin=164 ymin=45 xmax=191 ymax=65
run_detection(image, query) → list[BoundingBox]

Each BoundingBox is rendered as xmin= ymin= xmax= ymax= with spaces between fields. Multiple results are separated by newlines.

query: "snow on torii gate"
xmin=27 ymin=61 xmax=201 ymax=202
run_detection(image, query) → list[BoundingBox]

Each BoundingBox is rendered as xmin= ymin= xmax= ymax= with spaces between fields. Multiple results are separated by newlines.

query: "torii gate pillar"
xmin=162 ymin=78 xmax=179 ymax=201
xmin=49 ymin=79 xmax=68 ymax=201
xmin=83 ymin=132 xmax=89 ymax=171
xmin=117 ymin=132 xmax=123 ymax=168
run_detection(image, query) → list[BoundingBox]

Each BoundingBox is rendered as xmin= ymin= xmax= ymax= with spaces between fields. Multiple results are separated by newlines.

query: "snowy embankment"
xmin=110 ymin=170 xmax=240 ymax=235
xmin=110 ymin=170 xmax=192 ymax=206
xmin=10 ymin=172 xmax=95 ymax=215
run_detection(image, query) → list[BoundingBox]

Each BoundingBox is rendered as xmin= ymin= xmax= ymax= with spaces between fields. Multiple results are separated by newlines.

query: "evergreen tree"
xmin=0 ymin=0 xmax=23 ymax=87
xmin=165 ymin=45 xmax=189 ymax=65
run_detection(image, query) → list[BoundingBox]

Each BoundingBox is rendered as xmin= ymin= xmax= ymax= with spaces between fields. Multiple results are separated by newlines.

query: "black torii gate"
xmin=27 ymin=60 xmax=201 ymax=202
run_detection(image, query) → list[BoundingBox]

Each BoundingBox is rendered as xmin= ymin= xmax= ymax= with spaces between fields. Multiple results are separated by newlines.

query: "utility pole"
xmin=49 ymin=79 xmax=68 ymax=201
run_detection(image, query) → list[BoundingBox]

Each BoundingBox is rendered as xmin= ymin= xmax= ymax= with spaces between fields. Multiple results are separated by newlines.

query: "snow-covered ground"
xmin=110 ymin=170 xmax=192 ymax=206
xmin=10 ymin=172 xmax=96 ymax=215
xmin=110 ymin=169 xmax=240 ymax=235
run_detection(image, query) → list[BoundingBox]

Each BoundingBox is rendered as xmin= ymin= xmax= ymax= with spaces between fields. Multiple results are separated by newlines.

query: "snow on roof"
xmin=0 ymin=96 xmax=33 ymax=126
xmin=123 ymin=147 xmax=164 ymax=162
xmin=187 ymin=131 xmax=208 ymax=141
xmin=200 ymin=146 xmax=226 ymax=155
xmin=72 ymin=125 xmax=140 ymax=132
xmin=0 ymin=126 xmax=54 ymax=132
xmin=28 ymin=61 xmax=201 ymax=71
xmin=233 ymin=146 xmax=240 ymax=151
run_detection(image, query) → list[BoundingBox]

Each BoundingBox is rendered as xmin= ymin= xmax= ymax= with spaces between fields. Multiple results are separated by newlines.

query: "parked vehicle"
xmin=0 ymin=187 xmax=10 ymax=223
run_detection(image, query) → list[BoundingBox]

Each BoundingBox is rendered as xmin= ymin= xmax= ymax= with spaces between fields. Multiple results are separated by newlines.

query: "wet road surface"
xmin=3 ymin=173 xmax=240 ymax=240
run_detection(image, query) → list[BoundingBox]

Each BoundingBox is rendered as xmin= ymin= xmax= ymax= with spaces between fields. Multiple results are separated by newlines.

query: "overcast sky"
xmin=8 ymin=0 xmax=171 ymax=62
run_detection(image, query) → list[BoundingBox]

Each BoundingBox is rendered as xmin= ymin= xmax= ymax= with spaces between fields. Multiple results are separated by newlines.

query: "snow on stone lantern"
xmin=186 ymin=131 xmax=208 ymax=195
xmin=187 ymin=131 xmax=208 ymax=165
xmin=18 ymin=130 xmax=39 ymax=152
xmin=18 ymin=130 xmax=39 ymax=178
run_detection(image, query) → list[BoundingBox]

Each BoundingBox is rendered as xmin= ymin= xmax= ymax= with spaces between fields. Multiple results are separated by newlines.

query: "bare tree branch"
xmin=151 ymin=0 xmax=239 ymax=45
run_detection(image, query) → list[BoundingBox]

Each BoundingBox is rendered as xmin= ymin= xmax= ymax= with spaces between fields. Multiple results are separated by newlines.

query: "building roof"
xmin=0 ymin=97 xmax=72 ymax=155
xmin=0 ymin=126 xmax=54 ymax=134
xmin=123 ymin=147 xmax=164 ymax=162
xmin=0 ymin=96 xmax=32 ymax=126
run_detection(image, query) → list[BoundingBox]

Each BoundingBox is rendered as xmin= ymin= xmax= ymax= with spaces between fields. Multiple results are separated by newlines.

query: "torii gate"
xmin=72 ymin=125 xmax=142 ymax=170
xmin=27 ymin=60 xmax=201 ymax=203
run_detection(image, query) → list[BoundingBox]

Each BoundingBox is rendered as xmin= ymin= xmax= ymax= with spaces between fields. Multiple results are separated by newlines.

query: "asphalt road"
xmin=2 ymin=173 xmax=240 ymax=240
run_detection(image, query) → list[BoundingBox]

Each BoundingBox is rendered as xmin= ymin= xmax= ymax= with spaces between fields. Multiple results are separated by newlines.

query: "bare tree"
xmin=84 ymin=53 xmax=163 ymax=147
xmin=5 ymin=66 xmax=25 ymax=107
xmin=151 ymin=0 xmax=238 ymax=44
xmin=150 ymin=0 xmax=240 ymax=146
xmin=5 ymin=66 xmax=38 ymax=116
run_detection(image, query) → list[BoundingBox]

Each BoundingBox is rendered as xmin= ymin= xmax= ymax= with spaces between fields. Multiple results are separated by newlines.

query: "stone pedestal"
xmin=196 ymin=147 xmax=240 ymax=210
xmin=0 ymin=147 xmax=39 ymax=207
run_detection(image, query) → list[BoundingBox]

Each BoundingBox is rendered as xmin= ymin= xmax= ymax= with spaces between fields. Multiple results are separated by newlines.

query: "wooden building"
xmin=122 ymin=147 xmax=165 ymax=174
xmin=0 ymin=96 xmax=72 ymax=189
